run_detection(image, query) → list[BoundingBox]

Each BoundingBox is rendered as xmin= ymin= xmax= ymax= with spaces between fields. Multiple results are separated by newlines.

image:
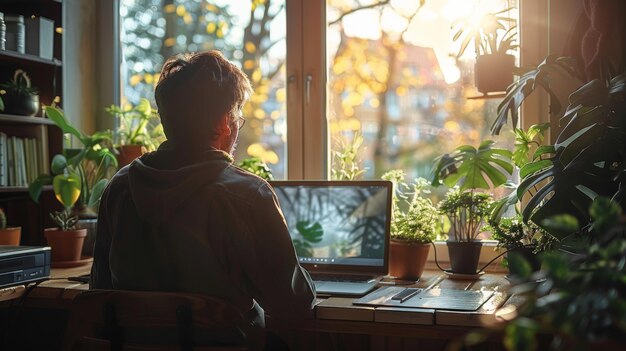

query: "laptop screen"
xmin=270 ymin=180 xmax=392 ymax=276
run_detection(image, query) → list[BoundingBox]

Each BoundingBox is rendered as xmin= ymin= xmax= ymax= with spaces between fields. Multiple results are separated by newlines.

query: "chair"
xmin=63 ymin=290 xmax=260 ymax=351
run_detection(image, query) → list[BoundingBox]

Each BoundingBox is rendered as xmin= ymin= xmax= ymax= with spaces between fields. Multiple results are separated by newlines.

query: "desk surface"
xmin=1 ymin=264 xmax=519 ymax=330
xmin=0 ymin=265 xmax=521 ymax=351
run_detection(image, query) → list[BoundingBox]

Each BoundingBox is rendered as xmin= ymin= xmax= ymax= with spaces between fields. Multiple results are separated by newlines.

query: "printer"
xmin=0 ymin=246 xmax=51 ymax=289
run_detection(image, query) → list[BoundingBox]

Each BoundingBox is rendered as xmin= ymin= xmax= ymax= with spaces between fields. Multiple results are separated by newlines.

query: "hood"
xmin=127 ymin=147 xmax=233 ymax=224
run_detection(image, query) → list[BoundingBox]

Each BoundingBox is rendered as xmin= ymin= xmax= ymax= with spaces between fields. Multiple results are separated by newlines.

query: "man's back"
xmin=91 ymin=146 xmax=316 ymax=328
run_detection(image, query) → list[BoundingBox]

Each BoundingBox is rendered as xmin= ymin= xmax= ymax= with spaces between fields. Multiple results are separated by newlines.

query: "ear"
xmin=215 ymin=112 xmax=232 ymax=136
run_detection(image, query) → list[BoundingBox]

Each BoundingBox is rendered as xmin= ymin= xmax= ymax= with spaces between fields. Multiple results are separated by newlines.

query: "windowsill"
xmin=424 ymin=240 xmax=508 ymax=273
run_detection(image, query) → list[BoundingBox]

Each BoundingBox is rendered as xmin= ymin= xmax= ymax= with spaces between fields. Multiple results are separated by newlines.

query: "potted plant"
xmin=0 ymin=208 xmax=21 ymax=246
xmin=29 ymin=106 xmax=117 ymax=215
xmin=432 ymin=140 xmax=513 ymax=274
xmin=452 ymin=7 xmax=518 ymax=94
xmin=106 ymin=98 xmax=164 ymax=167
xmin=29 ymin=106 xmax=117 ymax=256
xmin=487 ymin=123 xmax=558 ymax=271
xmin=0 ymin=69 xmax=40 ymax=116
xmin=44 ymin=170 xmax=87 ymax=263
xmin=485 ymin=215 xmax=556 ymax=273
xmin=383 ymin=170 xmax=439 ymax=281
xmin=238 ymin=156 xmax=274 ymax=181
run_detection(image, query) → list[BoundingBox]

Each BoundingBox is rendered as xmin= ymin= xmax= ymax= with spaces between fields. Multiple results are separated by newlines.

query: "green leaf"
xmin=540 ymin=214 xmax=579 ymax=239
xmin=44 ymin=106 xmax=85 ymax=143
xmin=532 ymin=145 xmax=555 ymax=160
xmin=52 ymin=173 xmax=82 ymax=208
xmin=520 ymin=159 xmax=552 ymax=179
xmin=589 ymin=197 xmax=622 ymax=234
xmin=492 ymin=55 xmax=577 ymax=135
xmin=135 ymin=98 xmax=152 ymax=116
xmin=296 ymin=221 xmax=324 ymax=243
xmin=507 ymin=252 xmax=533 ymax=279
xmin=28 ymin=175 xmax=53 ymax=203
xmin=489 ymin=184 xmax=519 ymax=222
xmin=434 ymin=141 xmax=513 ymax=191
xmin=88 ymin=178 xmax=109 ymax=210
xmin=0 ymin=96 xmax=4 ymax=111
xmin=526 ymin=123 xmax=550 ymax=140
xmin=50 ymin=154 xmax=68 ymax=174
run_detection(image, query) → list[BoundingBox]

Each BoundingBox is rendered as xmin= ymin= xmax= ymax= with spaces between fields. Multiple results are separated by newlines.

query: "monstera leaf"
xmin=293 ymin=220 xmax=324 ymax=257
xmin=432 ymin=140 xmax=513 ymax=191
xmin=492 ymin=55 xmax=578 ymax=135
xmin=519 ymin=73 xmax=626 ymax=227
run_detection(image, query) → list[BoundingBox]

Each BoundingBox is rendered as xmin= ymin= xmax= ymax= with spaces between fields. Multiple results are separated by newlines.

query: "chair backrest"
xmin=64 ymin=290 xmax=257 ymax=351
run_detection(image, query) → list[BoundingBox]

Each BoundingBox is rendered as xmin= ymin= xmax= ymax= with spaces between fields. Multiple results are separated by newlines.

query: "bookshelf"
xmin=0 ymin=0 xmax=64 ymax=245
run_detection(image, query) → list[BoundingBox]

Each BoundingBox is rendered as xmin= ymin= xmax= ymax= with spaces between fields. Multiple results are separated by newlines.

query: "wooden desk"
xmin=1 ymin=266 xmax=517 ymax=351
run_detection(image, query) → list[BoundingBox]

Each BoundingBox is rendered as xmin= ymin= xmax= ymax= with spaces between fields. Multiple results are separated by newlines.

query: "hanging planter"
xmin=452 ymin=7 xmax=518 ymax=95
xmin=475 ymin=53 xmax=515 ymax=94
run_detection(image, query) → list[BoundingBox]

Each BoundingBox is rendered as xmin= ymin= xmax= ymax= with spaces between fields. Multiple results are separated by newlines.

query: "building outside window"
xmin=120 ymin=0 xmax=288 ymax=178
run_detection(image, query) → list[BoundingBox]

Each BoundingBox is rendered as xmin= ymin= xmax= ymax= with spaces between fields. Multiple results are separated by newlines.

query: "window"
xmin=119 ymin=0 xmax=527 ymax=181
xmin=327 ymin=0 xmax=519 ymax=180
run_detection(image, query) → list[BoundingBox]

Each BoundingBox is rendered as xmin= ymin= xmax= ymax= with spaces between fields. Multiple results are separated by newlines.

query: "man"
xmin=91 ymin=50 xmax=316 ymax=348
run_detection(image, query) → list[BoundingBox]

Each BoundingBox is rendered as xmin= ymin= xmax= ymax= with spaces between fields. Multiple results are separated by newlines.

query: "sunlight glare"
xmin=442 ymin=0 xmax=478 ymax=22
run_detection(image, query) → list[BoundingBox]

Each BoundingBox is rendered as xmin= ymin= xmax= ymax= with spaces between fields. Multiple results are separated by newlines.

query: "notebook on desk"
xmin=270 ymin=180 xmax=392 ymax=297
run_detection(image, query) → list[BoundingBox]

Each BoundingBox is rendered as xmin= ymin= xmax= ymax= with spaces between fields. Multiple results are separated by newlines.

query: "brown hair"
xmin=155 ymin=50 xmax=252 ymax=147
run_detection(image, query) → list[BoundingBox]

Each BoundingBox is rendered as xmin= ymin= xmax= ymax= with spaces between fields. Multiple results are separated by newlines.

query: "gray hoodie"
xmin=90 ymin=144 xmax=316 ymax=345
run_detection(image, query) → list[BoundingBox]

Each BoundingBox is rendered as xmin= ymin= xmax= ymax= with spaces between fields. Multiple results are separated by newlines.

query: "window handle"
xmin=305 ymin=74 xmax=313 ymax=105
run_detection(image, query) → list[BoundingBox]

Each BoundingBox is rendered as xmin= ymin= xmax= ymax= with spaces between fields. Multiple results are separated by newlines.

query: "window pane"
xmin=327 ymin=0 xmax=519 ymax=181
xmin=120 ymin=0 xmax=287 ymax=178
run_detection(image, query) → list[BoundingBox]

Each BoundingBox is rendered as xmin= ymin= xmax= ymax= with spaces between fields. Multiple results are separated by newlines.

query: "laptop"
xmin=270 ymin=180 xmax=392 ymax=296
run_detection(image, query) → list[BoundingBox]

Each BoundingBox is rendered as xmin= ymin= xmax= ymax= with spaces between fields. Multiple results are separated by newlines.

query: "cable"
xmin=430 ymin=241 xmax=512 ymax=274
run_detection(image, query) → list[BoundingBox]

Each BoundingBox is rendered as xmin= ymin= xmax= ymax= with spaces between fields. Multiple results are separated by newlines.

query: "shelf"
xmin=0 ymin=185 xmax=52 ymax=194
xmin=0 ymin=113 xmax=55 ymax=125
xmin=467 ymin=92 xmax=507 ymax=100
xmin=0 ymin=50 xmax=62 ymax=67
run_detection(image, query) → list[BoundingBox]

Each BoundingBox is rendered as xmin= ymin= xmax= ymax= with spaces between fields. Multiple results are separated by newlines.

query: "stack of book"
xmin=0 ymin=132 xmax=44 ymax=187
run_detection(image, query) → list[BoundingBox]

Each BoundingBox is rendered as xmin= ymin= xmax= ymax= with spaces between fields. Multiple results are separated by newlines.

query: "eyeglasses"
xmin=234 ymin=116 xmax=246 ymax=130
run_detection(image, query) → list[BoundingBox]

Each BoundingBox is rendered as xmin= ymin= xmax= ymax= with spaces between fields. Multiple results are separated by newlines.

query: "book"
xmin=32 ymin=138 xmax=40 ymax=183
xmin=24 ymin=138 xmax=31 ymax=184
xmin=15 ymin=138 xmax=27 ymax=187
xmin=7 ymin=137 xmax=15 ymax=186
xmin=0 ymin=132 xmax=6 ymax=186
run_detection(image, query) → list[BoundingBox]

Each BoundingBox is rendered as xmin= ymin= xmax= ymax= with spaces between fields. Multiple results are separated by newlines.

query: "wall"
xmin=63 ymin=0 xmax=119 ymax=138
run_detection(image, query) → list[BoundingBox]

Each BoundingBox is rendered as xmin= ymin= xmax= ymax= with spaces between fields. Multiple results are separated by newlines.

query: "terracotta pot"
xmin=0 ymin=227 xmax=21 ymax=246
xmin=389 ymin=240 xmax=431 ymax=280
xmin=447 ymin=241 xmax=483 ymax=274
xmin=44 ymin=228 xmax=87 ymax=262
xmin=475 ymin=53 xmax=515 ymax=94
xmin=116 ymin=145 xmax=146 ymax=168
